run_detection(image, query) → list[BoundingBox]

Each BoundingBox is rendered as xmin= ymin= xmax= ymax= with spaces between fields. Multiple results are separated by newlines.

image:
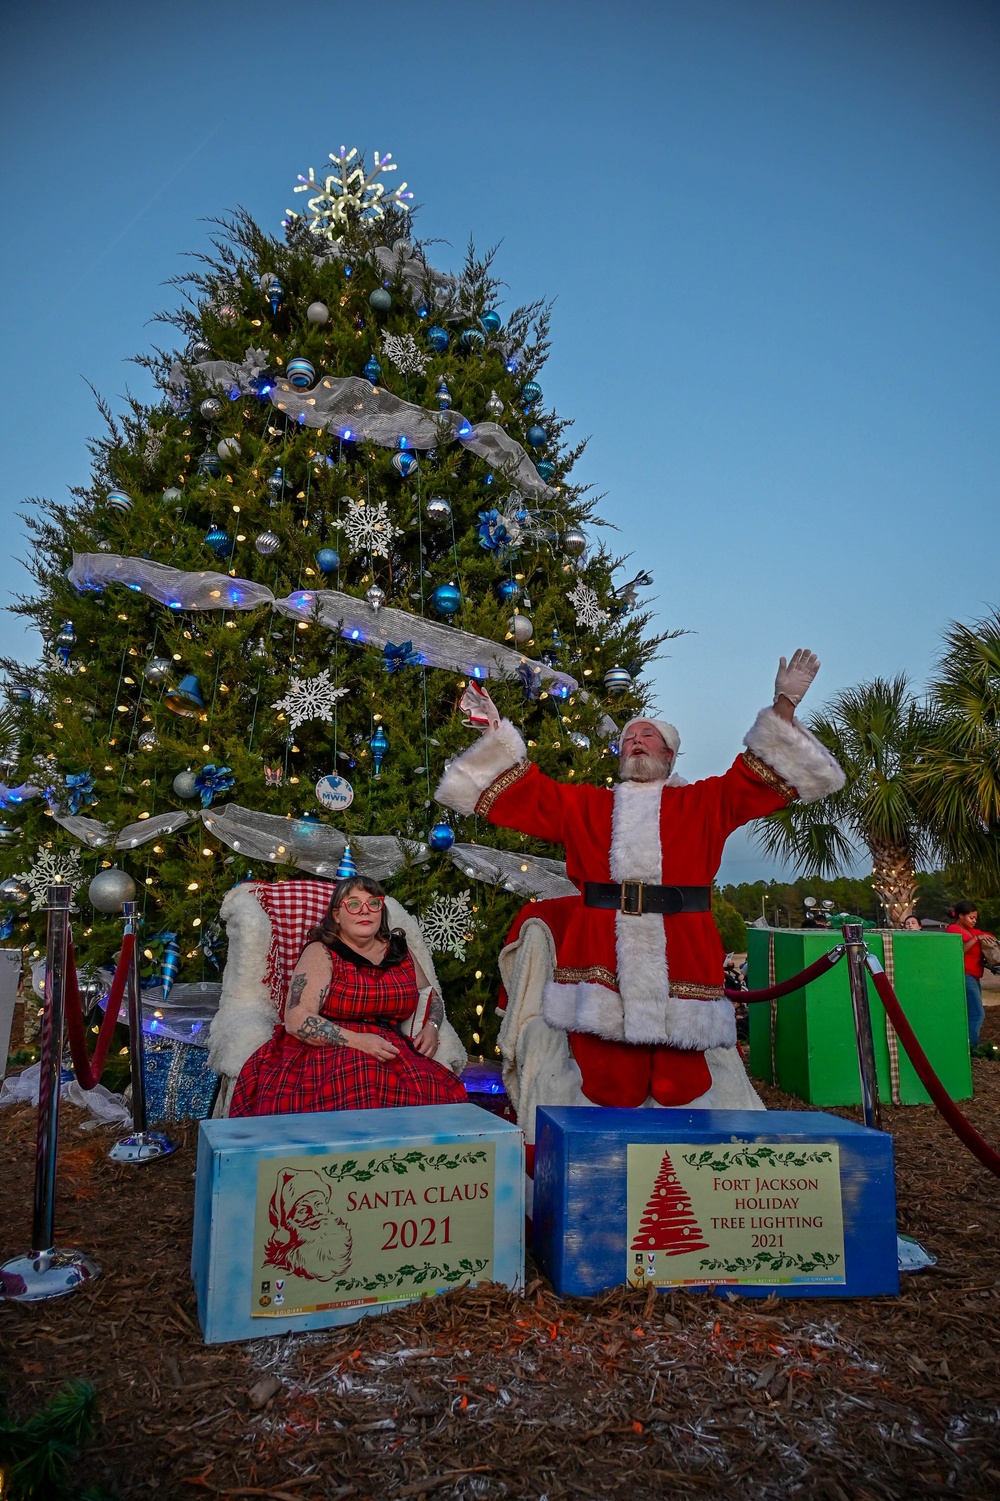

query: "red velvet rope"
xmin=866 ymin=959 xmax=1000 ymax=1179
xmin=62 ymin=932 xmax=136 ymax=1091
xmin=723 ymin=945 xmax=845 ymax=1003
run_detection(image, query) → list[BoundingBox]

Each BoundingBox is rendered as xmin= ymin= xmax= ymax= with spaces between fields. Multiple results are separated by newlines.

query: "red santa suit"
xmin=436 ymin=705 xmax=844 ymax=1122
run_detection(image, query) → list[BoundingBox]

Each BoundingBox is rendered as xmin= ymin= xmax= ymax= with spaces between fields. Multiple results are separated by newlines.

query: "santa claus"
xmin=435 ymin=650 xmax=845 ymax=1136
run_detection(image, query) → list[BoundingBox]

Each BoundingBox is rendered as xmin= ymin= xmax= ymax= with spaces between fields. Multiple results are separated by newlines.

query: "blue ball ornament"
xmin=198 ymin=451 xmax=222 ymax=477
xmin=392 ymin=450 xmax=419 ymax=478
xmin=460 ymin=327 xmax=486 ymax=352
xmin=481 ymin=309 xmax=503 ymax=334
xmin=268 ymin=466 xmax=284 ymax=495
xmin=521 ymin=380 xmax=543 ymax=405
xmin=286 ymin=356 xmax=316 ymax=389
xmin=266 ymin=278 xmax=283 ymax=314
xmin=535 ymin=460 xmax=556 ymax=482
xmin=430 ymin=582 xmax=462 ymax=618
xmin=363 ymin=355 xmax=382 ymax=384
xmin=604 ymin=666 xmax=633 ymax=694
xmin=106 ymin=489 xmax=133 ymax=513
xmin=316 ymin=548 xmax=340 ymax=573
xmin=526 ymin=424 xmax=547 ymax=448
xmin=497 ymin=578 xmax=521 ymax=603
xmin=426 ymin=327 xmax=449 ymax=352
xmin=428 ymin=821 xmax=456 ymax=852
xmin=369 ymin=288 xmax=392 ymax=313
xmin=204 ymin=525 xmax=232 ymax=558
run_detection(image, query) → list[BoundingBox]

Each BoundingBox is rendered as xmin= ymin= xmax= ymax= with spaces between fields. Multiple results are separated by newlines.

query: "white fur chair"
xmin=207 ymin=880 xmax=467 ymax=1117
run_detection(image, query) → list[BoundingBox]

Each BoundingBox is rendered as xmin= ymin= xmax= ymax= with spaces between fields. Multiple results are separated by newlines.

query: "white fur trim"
xmin=744 ymin=706 xmax=845 ymax=804
xmin=543 ymin=977 xmax=736 ymax=1050
xmin=434 ymin=719 xmax=527 ymax=815
xmin=544 ymin=979 xmax=625 ymax=1039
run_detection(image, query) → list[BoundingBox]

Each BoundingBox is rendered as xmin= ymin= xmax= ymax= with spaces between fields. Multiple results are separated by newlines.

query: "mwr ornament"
xmin=89 ymin=867 xmax=137 ymax=914
xmin=315 ymin=773 xmax=354 ymax=812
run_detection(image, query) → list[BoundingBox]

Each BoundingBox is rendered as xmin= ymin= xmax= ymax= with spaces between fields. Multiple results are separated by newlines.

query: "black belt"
xmin=583 ymin=882 xmax=711 ymax=917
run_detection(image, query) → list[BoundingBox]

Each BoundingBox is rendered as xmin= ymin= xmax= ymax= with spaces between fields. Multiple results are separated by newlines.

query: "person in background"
xmin=945 ymin=901 xmax=993 ymax=1050
xmin=902 ymin=915 xmax=922 ymax=932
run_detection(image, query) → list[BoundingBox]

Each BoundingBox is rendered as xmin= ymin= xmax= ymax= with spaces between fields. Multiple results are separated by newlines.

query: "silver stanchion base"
xmin=1 ymin=1247 xmax=100 ymax=1302
xmin=108 ymin=1130 xmax=178 ymax=1164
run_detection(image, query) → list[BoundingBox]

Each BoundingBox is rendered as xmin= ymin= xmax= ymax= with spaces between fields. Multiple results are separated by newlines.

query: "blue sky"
xmin=2 ymin=0 xmax=998 ymax=881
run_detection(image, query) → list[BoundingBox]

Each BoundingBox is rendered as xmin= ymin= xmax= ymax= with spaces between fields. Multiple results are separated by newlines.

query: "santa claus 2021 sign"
xmin=626 ymin=1142 xmax=845 ymax=1287
xmin=251 ymin=1144 xmax=495 ymax=1316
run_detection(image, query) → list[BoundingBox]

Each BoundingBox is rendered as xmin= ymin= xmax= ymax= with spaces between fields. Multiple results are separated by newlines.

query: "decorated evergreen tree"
xmin=0 ymin=146 xmax=677 ymax=1058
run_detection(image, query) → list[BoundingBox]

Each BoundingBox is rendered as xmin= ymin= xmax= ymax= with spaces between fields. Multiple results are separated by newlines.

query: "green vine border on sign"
xmin=681 ymin=1146 xmax=835 ymax=1172
xmin=696 ymin=1249 xmax=843 ymax=1276
xmin=320 ymin=1148 xmax=488 ymax=1185
xmin=329 ymin=1256 xmax=490 ymax=1295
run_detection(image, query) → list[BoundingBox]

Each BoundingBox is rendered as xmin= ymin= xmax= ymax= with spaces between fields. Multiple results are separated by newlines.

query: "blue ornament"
xmin=54 ymin=620 xmax=76 ymax=667
xmin=435 ymin=376 xmax=451 ymax=410
xmin=267 ymin=278 xmax=283 ymax=314
xmin=382 ymin=640 xmax=422 ymax=673
xmin=428 ymin=820 xmax=456 ymax=852
xmin=0 ymin=823 xmax=16 ymax=844
xmin=426 ymin=327 xmax=449 ymax=352
xmin=521 ymin=380 xmax=543 ymax=405
xmin=336 ymin=843 xmax=358 ymax=879
xmin=369 ymin=288 xmax=392 ymax=313
xmin=159 ymin=934 xmax=180 ymax=1003
xmin=460 ymin=328 xmax=486 ymax=352
xmin=481 ymin=310 xmax=503 ymax=335
xmin=286 ymin=357 xmax=316 ymax=389
xmin=369 ymin=725 xmax=389 ymax=776
xmin=363 ymin=355 xmax=382 ymax=384
xmin=316 ymin=547 xmax=340 ymax=573
xmin=198 ymin=451 xmax=222 ymax=477
xmin=194 ymin=763 xmax=235 ymax=808
xmin=204 ymin=525 xmax=231 ymax=558
xmin=268 ymin=466 xmax=284 ymax=496
xmin=604 ymin=666 xmax=632 ymax=694
xmin=536 ymin=460 xmax=556 ymax=482
xmin=106 ymin=489 xmax=133 ymax=513
xmin=526 ymin=424 xmax=547 ymax=448
xmin=392 ymin=450 xmax=419 ymax=478
xmin=163 ymin=674 xmax=205 ymax=717
xmin=298 ymin=809 xmax=320 ymax=829
xmin=0 ymin=910 xmax=13 ymax=941
xmin=64 ymin=771 xmax=96 ymax=816
xmin=431 ymin=582 xmax=462 ymax=618
xmin=10 ymin=686 xmax=33 ymax=705
xmin=497 ymin=578 xmax=521 ymax=603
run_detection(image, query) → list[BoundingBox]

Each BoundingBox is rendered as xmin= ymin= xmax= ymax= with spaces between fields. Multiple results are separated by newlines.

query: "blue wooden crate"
xmin=192 ymin=1103 xmax=524 ymax=1344
xmin=533 ymin=1107 xmax=897 ymax=1300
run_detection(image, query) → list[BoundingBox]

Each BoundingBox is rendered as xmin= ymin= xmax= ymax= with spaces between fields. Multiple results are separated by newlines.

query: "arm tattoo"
xmin=427 ymin=991 xmax=445 ymax=1028
xmin=286 ymin=973 xmax=307 ymax=1012
xmin=298 ymin=1014 xmax=347 ymax=1048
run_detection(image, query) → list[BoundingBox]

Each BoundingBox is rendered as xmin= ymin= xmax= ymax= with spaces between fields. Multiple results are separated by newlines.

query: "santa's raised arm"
xmin=435 ymin=651 xmax=845 ymax=1123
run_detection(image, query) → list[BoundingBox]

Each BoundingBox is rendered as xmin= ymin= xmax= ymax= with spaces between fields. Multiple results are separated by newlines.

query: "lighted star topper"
xmin=283 ymin=146 xmax=413 ymax=239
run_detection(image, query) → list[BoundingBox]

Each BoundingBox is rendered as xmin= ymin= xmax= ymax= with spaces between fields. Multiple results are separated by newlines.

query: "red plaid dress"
xmin=230 ymin=937 xmax=467 ymax=1118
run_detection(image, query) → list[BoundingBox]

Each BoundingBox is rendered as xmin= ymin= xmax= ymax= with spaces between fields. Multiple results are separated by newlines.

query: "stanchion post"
xmin=842 ymin=923 xmax=882 ymax=1131
xmin=0 ymin=884 xmax=100 ymax=1301
xmin=108 ymin=900 xmax=177 ymax=1163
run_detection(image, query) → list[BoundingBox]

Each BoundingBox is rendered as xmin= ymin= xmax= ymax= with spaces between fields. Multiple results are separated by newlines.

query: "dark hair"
xmin=952 ymin=899 xmax=979 ymax=918
xmin=306 ymin=875 xmax=393 ymax=947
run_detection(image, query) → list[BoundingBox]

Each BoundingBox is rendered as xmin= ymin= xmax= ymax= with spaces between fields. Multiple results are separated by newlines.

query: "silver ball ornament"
xmin=569 ymin=731 xmax=592 ymax=751
xmin=173 ymin=770 xmax=200 ymax=800
xmin=485 ymin=389 xmax=505 ymax=420
xmin=162 ymin=487 xmax=183 ymax=505
xmin=191 ymin=340 xmax=212 ymax=362
xmin=217 ymin=437 xmax=241 ymax=461
xmin=365 ymin=584 xmax=386 ymax=612
xmin=88 ymin=867 xmax=137 ymax=914
xmin=200 ymin=397 xmax=223 ymax=420
xmin=561 ymin=527 xmax=587 ymax=557
xmin=426 ymin=496 xmax=452 ymax=524
xmin=510 ymin=613 xmax=533 ymax=645
xmin=306 ymin=301 xmax=330 ymax=324
xmin=143 ymin=656 xmax=173 ymax=685
xmin=138 ymin=730 xmax=158 ymax=751
xmin=0 ymin=876 xmax=29 ymax=907
xmin=255 ymin=530 xmax=281 ymax=556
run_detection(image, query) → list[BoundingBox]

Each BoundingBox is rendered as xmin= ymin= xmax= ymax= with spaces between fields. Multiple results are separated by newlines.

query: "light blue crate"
xmin=192 ymin=1103 xmax=524 ymax=1344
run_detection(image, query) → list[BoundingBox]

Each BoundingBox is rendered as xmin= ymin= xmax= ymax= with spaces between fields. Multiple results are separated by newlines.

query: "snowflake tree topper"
xmin=272 ymin=668 xmax=348 ymax=735
xmin=567 ymin=581 xmax=608 ymax=632
xmin=419 ymin=890 xmax=477 ymax=962
xmin=333 ymin=499 xmax=402 ymax=560
xmin=283 ymin=147 xmax=413 ymax=240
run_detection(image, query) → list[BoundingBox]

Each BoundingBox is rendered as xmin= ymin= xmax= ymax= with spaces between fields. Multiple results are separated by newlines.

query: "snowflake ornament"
xmin=381 ymin=331 xmax=429 ymax=376
xmin=567 ymin=581 xmax=608 ymax=632
xmin=283 ymin=147 xmax=413 ymax=240
xmin=333 ymin=499 xmax=402 ymax=560
xmin=419 ymin=890 xmax=477 ymax=962
xmin=272 ymin=668 xmax=349 ymax=734
xmin=21 ymin=847 xmax=85 ymax=912
xmin=234 ymin=346 xmax=270 ymax=392
xmin=142 ymin=423 xmax=165 ymax=470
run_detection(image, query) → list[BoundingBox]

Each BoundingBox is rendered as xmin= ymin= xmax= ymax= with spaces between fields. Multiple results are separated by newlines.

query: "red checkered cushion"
xmin=254 ymin=879 xmax=336 ymax=1016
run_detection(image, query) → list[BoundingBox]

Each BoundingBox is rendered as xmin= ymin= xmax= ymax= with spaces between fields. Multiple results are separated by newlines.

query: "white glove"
xmin=459 ymin=681 xmax=501 ymax=732
xmin=774 ymin=649 xmax=820 ymax=707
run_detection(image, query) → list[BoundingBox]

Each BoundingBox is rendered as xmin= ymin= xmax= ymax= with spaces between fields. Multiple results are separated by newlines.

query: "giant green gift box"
xmin=747 ymin=929 xmax=972 ymax=1106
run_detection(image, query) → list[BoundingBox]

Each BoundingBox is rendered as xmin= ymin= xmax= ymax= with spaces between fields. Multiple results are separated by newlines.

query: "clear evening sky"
xmin=2 ymin=0 xmax=998 ymax=881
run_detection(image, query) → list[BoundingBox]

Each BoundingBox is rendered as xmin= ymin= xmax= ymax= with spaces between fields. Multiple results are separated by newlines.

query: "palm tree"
xmin=754 ymin=677 xmax=934 ymax=928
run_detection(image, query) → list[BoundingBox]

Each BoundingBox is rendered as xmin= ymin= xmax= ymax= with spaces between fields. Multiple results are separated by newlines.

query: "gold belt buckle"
xmin=620 ymin=880 xmax=644 ymax=916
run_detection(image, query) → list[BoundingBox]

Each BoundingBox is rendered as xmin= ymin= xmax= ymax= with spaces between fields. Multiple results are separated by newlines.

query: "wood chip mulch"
xmin=2 ymin=1012 xmax=999 ymax=1501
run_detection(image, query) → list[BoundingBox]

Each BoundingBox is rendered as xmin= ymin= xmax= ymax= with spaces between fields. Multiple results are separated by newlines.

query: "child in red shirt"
xmin=945 ymin=901 xmax=992 ymax=1048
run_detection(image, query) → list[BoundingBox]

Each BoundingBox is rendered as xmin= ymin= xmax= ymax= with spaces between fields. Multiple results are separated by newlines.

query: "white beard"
xmin=620 ymin=749 xmax=673 ymax=783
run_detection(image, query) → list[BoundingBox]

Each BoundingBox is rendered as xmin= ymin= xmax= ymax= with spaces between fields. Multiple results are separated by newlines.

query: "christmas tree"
xmin=0 ymin=145 xmax=676 ymax=1059
xmin=631 ymin=1150 xmax=709 ymax=1257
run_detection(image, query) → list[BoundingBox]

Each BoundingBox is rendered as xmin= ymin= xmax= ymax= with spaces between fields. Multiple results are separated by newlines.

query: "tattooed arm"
xmin=283 ymin=943 xmax=399 ymax=1061
xmin=410 ymin=956 xmax=444 ymax=1059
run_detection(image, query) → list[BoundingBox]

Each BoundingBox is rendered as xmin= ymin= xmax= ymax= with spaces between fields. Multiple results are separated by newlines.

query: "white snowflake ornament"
xmin=284 ymin=147 xmax=413 ymax=240
xmin=381 ymin=331 xmax=429 ymax=376
xmin=272 ymin=668 xmax=349 ymax=735
xmin=419 ymin=890 xmax=477 ymax=961
xmin=333 ymin=499 xmax=402 ymax=560
xmin=21 ymin=847 xmax=85 ymax=912
xmin=567 ymin=581 xmax=608 ymax=632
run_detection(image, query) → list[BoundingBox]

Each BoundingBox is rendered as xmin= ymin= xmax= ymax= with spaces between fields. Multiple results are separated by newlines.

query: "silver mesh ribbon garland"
xmin=198 ymin=804 xmax=427 ymax=882
xmin=52 ymin=809 xmax=196 ymax=849
xmin=449 ymin=844 xmax=576 ymax=900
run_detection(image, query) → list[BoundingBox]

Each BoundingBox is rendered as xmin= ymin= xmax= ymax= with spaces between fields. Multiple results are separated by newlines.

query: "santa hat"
xmin=620 ymin=717 xmax=681 ymax=758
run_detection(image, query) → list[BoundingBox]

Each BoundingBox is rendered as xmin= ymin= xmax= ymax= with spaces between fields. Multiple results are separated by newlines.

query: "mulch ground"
xmin=2 ymin=1012 xmax=999 ymax=1501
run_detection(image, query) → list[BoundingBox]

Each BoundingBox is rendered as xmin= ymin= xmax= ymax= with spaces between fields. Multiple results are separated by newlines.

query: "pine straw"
xmin=2 ymin=1020 xmax=999 ymax=1500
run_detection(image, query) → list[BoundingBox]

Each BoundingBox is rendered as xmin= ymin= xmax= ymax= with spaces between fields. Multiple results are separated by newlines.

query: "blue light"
xmin=350 ymin=629 xmax=360 ymax=639
xmin=168 ymin=600 xmax=181 ymax=610
xmin=229 ymin=589 xmax=241 ymax=604
xmin=472 ymin=666 xmax=483 ymax=678
xmin=298 ymin=414 xmax=305 ymax=425
xmin=342 ymin=427 xmax=353 ymax=440
xmin=129 ymin=584 xmax=140 ymax=591
xmin=259 ymin=383 xmax=272 ymax=394
xmin=457 ymin=421 xmax=472 ymax=437
xmin=399 ymin=435 xmax=408 ymax=448
xmin=228 ymin=388 xmax=240 ymax=401
xmin=505 ymin=359 xmax=519 ymax=374
xmin=345 ymin=266 xmax=353 ymax=276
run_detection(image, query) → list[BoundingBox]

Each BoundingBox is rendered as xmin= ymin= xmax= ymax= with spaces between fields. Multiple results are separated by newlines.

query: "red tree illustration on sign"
xmin=630 ymin=1150 xmax=709 ymax=1256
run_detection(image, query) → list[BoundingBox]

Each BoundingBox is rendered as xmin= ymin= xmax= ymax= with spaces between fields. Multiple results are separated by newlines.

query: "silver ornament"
xmin=250 ymin=638 xmax=269 ymax=662
xmin=510 ymin=613 xmax=533 ymax=645
xmin=255 ymin=530 xmax=281 ymax=556
xmin=569 ymin=731 xmax=591 ymax=751
xmin=173 ymin=770 xmax=199 ymax=800
xmin=138 ymin=730 xmax=158 ymax=751
xmin=561 ymin=527 xmax=587 ymax=557
xmin=143 ymin=657 xmax=173 ymax=685
xmin=259 ymin=272 xmax=278 ymax=293
xmin=306 ymin=301 xmax=330 ymax=324
xmin=604 ymin=666 xmax=633 ymax=693
xmin=97 ymin=541 xmax=112 ymax=552
xmin=366 ymin=584 xmax=386 ymax=612
xmin=485 ymin=389 xmax=505 ymax=420
xmin=217 ymin=437 xmax=241 ymax=461
xmin=426 ymin=496 xmax=452 ymax=524
xmin=0 ymin=876 xmax=29 ymax=907
xmin=200 ymin=397 xmax=223 ymax=420
xmin=191 ymin=340 xmax=212 ymax=362
xmin=88 ymin=867 xmax=137 ymax=914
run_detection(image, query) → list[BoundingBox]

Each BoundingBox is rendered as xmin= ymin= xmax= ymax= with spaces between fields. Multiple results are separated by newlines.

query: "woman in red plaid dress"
xmin=230 ymin=877 xmax=467 ymax=1117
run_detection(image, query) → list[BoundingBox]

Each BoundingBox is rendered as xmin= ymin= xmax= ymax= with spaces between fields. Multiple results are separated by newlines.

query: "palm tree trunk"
xmin=868 ymin=838 xmax=918 ymax=928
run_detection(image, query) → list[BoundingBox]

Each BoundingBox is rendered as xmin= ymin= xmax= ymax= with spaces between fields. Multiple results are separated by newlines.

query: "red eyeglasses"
xmin=340 ymin=897 xmax=385 ymax=915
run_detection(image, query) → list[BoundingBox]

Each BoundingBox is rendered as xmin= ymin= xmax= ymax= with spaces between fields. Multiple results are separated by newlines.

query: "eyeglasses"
xmin=340 ymin=897 xmax=385 ymax=915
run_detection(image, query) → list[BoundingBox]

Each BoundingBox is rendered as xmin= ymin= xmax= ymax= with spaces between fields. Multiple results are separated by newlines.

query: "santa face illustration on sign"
xmin=263 ymin=1168 xmax=353 ymax=1281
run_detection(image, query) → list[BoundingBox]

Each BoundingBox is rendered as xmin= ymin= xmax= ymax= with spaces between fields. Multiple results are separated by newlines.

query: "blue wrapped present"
xmin=143 ymin=1036 xmax=219 ymax=1122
